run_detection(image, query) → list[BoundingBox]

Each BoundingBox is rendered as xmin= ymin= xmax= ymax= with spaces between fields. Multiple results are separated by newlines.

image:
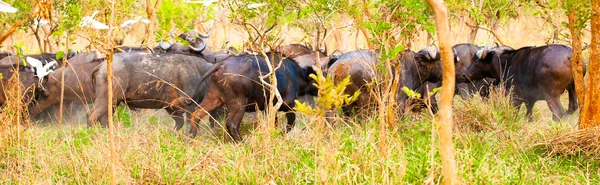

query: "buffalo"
xmin=464 ymin=44 xmax=583 ymax=120
xmin=189 ymin=52 xmax=319 ymax=141
xmin=453 ymin=43 xmax=495 ymax=99
xmin=326 ymin=48 xmax=443 ymax=116
xmin=88 ymin=52 xmax=215 ymax=133
xmin=399 ymin=47 xmax=443 ymax=113
xmin=0 ymin=65 xmax=39 ymax=107
xmin=0 ymin=50 xmax=13 ymax=60
xmin=0 ymin=51 xmax=78 ymax=66
xmin=29 ymin=58 xmax=105 ymax=120
xmin=275 ymin=44 xmax=330 ymax=68
xmin=326 ymin=49 xmax=381 ymax=115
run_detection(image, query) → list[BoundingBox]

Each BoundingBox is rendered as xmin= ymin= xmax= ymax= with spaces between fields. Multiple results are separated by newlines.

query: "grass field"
xmin=1 ymin=87 xmax=597 ymax=184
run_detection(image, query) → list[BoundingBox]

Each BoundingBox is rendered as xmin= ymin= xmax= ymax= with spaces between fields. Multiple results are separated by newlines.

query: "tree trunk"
xmin=145 ymin=0 xmax=161 ymax=44
xmin=108 ymin=1 xmax=118 ymax=184
xmin=579 ymin=0 xmax=600 ymax=129
xmin=468 ymin=21 xmax=478 ymax=44
xmin=426 ymin=0 xmax=458 ymax=184
xmin=567 ymin=10 xmax=586 ymax=112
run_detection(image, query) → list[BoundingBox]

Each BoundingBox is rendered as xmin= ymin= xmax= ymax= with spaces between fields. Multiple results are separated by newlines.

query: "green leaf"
xmin=56 ymin=51 xmax=65 ymax=60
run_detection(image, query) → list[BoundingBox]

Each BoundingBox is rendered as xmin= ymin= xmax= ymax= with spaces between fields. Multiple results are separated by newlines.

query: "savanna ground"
xmin=1 ymin=6 xmax=598 ymax=184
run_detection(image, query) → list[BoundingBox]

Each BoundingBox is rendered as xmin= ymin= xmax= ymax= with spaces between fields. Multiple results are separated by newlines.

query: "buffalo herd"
xmin=0 ymin=30 xmax=585 ymax=141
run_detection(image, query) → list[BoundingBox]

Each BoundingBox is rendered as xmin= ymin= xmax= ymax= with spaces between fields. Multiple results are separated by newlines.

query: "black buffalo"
xmin=399 ymin=47 xmax=443 ymax=113
xmin=0 ymin=50 xmax=13 ymax=60
xmin=464 ymin=44 xmax=583 ymax=120
xmin=29 ymin=58 xmax=105 ymax=120
xmin=325 ymin=48 xmax=443 ymax=116
xmin=275 ymin=44 xmax=331 ymax=68
xmin=189 ymin=52 xmax=319 ymax=141
xmin=0 ymin=51 xmax=78 ymax=66
xmin=89 ymin=52 xmax=215 ymax=132
xmin=0 ymin=65 xmax=39 ymax=108
xmin=452 ymin=43 xmax=496 ymax=99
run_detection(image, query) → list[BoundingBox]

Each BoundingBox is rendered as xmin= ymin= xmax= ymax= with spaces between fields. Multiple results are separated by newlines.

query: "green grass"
xmin=1 ymin=91 xmax=599 ymax=184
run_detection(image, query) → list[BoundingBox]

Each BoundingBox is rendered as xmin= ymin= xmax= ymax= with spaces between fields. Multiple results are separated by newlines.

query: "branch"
xmin=0 ymin=20 xmax=25 ymax=46
xmin=461 ymin=16 xmax=506 ymax=45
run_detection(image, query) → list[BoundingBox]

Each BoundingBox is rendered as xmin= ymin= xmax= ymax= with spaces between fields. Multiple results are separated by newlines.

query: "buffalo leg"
xmin=225 ymin=100 xmax=245 ymax=142
xmin=511 ymin=97 xmax=526 ymax=117
xmin=88 ymin=97 xmax=109 ymax=127
xmin=546 ymin=97 xmax=565 ymax=121
xmin=209 ymin=109 xmax=223 ymax=128
xmin=284 ymin=112 xmax=296 ymax=133
xmin=189 ymin=98 xmax=223 ymax=138
xmin=524 ymin=101 xmax=536 ymax=121
xmin=457 ymin=83 xmax=471 ymax=100
xmin=566 ymin=83 xmax=578 ymax=114
xmin=166 ymin=109 xmax=185 ymax=131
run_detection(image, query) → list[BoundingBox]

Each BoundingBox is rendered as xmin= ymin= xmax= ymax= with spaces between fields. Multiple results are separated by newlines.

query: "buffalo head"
xmin=414 ymin=46 xmax=443 ymax=83
xmin=464 ymin=46 xmax=513 ymax=81
xmin=179 ymin=30 xmax=210 ymax=53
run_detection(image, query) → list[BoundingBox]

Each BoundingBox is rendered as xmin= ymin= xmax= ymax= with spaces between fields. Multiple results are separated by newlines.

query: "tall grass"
xmin=1 ymin=84 xmax=598 ymax=184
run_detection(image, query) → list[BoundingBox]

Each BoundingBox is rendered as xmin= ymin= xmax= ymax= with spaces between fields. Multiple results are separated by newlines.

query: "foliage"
xmin=0 ymin=0 xmax=35 ymax=32
xmin=560 ymin=0 xmax=591 ymax=29
xmin=357 ymin=0 xmax=434 ymax=49
xmin=155 ymin=0 xmax=215 ymax=42
xmin=294 ymin=74 xmax=359 ymax=116
xmin=448 ymin=0 xmax=520 ymax=26
xmin=227 ymin=0 xmax=299 ymax=50
xmin=290 ymin=0 xmax=354 ymax=50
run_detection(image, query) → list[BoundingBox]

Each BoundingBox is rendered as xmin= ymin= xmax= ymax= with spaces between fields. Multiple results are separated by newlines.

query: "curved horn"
xmin=426 ymin=47 xmax=439 ymax=61
xmin=494 ymin=42 xmax=500 ymax=47
xmin=198 ymin=30 xmax=211 ymax=38
xmin=330 ymin=49 xmax=343 ymax=56
xmin=190 ymin=38 xmax=206 ymax=52
xmin=452 ymin=47 xmax=460 ymax=62
xmin=475 ymin=49 xmax=487 ymax=60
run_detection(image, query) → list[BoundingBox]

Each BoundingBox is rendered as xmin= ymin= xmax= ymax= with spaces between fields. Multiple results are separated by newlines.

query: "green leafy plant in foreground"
xmin=294 ymin=73 xmax=359 ymax=117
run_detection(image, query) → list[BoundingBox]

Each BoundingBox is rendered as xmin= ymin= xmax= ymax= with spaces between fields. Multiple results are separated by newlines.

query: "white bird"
xmin=0 ymin=0 xmax=17 ymax=13
xmin=247 ymin=3 xmax=266 ymax=9
xmin=26 ymin=57 xmax=57 ymax=84
xmin=120 ymin=16 xmax=150 ymax=28
xmin=81 ymin=11 xmax=109 ymax=30
xmin=183 ymin=0 xmax=218 ymax=6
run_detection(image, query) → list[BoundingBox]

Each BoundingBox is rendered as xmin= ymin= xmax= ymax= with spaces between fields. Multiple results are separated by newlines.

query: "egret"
xmin=120 ymin=16 xmax=150 ymax=28
xmin=26 ymin=57 xmax=57 ymax=85
xmin=0 ymin=0 xmax=17 ymax=13
xmin=81 ymin=11 xmax=109 ymax=30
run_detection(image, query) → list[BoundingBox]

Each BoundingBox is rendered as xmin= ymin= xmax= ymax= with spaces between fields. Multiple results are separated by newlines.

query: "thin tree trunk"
xmin=426 ymin=0 xmax=458 ymax=184
xmin=579 ymin=0 xmax=600 ymax=129
xmin=58 ymin=35 xmax=70 ymax=127
xmin=567 ymin=10 xmax=586 ymax=111
xmin=107 ymin=1 xmax=118 ymax=184
xmin=145 ymin=0 xmax=161 ymax=44
xmin=467 ymin=15 xmax=478 ymax=44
